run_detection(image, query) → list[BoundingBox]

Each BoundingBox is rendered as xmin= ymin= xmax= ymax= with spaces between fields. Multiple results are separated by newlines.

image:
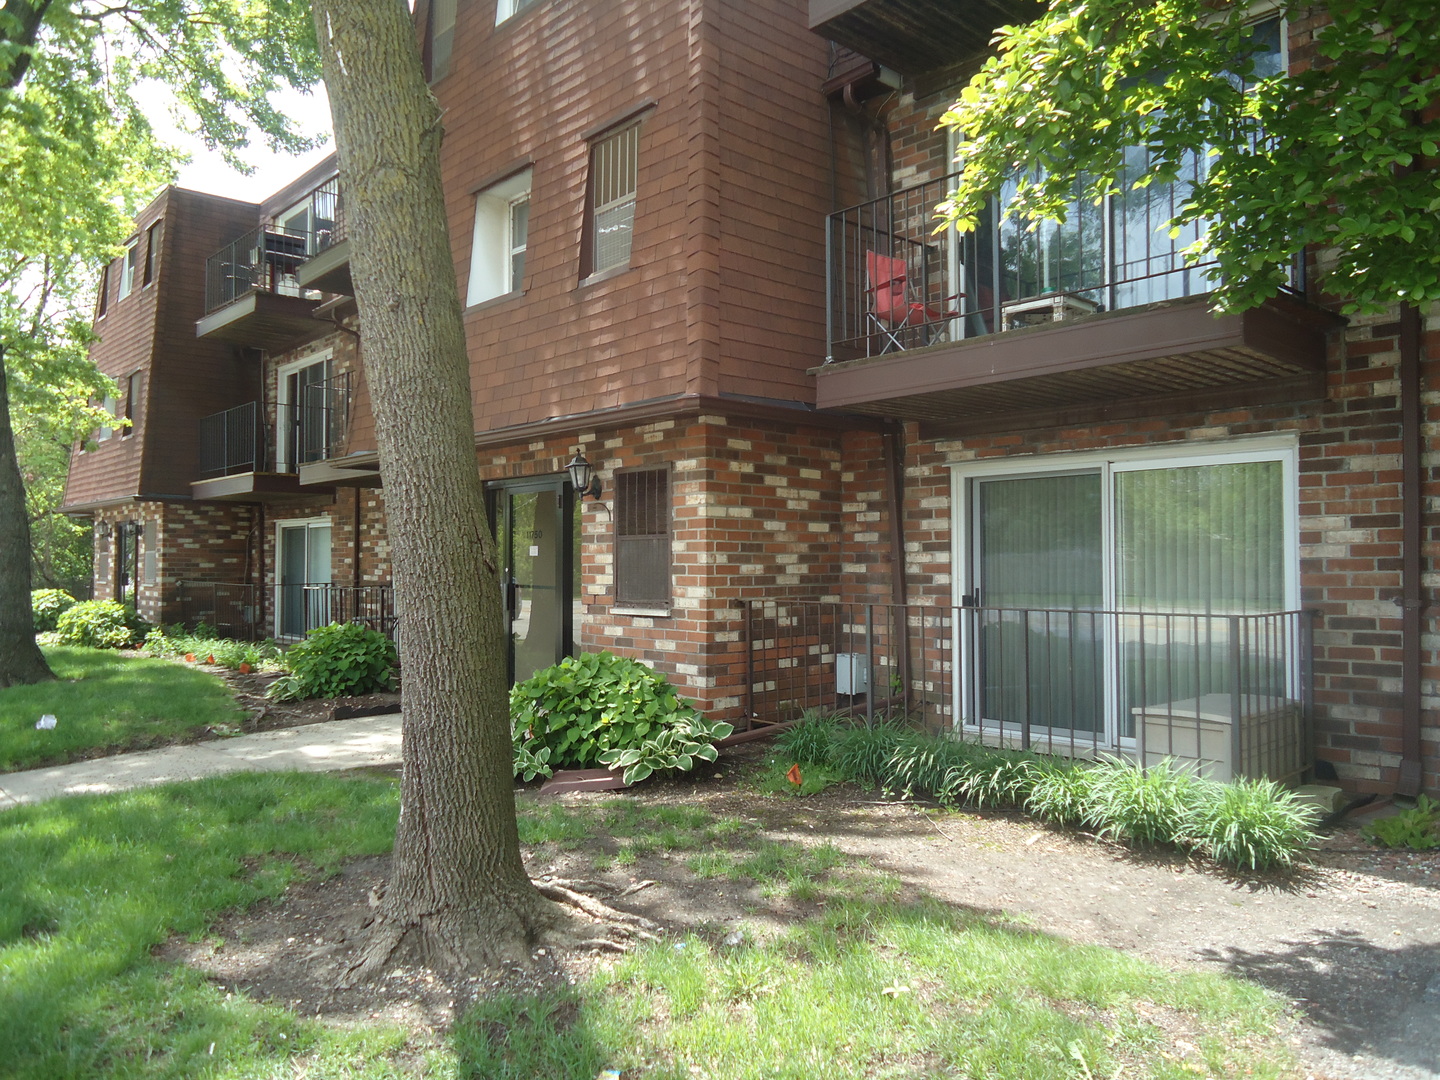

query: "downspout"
xmin=1398 ymin=300 xmax=1424 ymax=798
xmin=843 ymin=82 xmax=893 ymax=202
xmin=353 ymin=487 xmax=362 ymax=589
xmin=882 ymin=422 xmax=910 ymax=711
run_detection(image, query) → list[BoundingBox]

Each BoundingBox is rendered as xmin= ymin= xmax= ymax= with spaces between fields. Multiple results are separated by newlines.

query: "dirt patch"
xmin=209 ymin=665 xmax=400 ymax=735
xmin=163 ymin=756 xmax=1439 ymax=1080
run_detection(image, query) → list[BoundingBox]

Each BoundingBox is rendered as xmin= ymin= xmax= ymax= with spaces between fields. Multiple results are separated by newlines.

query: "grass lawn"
xmin=0 ymin=647 xmax=245 ymax=772
xmin=0 ymin=772 xmax=1300 ymax=1079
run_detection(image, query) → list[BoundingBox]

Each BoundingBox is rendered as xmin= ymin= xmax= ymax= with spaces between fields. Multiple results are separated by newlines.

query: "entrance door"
xmin=277 ymin=520 xmax=332 ymax=638
xmin=490 ymin=477 xmax=579 ymax=684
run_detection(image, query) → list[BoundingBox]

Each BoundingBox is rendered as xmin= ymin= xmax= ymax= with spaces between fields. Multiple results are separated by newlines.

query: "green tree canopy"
xmin=938 ymin=0 xmax=1440 ymax=314
xmin=0 ymin=0 xmax=325 ymax=683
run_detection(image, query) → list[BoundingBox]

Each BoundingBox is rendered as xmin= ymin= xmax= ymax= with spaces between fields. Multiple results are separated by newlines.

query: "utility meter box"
xmin=836 ymin=653 xmax=870 ymax=696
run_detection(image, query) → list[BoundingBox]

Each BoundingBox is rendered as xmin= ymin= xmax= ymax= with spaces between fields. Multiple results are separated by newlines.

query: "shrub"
xmin=511 ymin=651 xmax=733 ymax=784
xmin=54 ymin=600 xmax=148 ymax=649
xmin=829 ymin=722 xmax=906 ymax=786
xmin=775 ymin=710 xmax=839 ymax=766
xmin=1184 ymin=777 xmax=1319 ymax=870
xmin=1362 ymin=794 xmax=1440 ymax=851
xmin=31 ymin=589 xmax=77 ymax=633
xmin=267 ymin=622 xmax=397 ymax=701
xmin=1085 ymin=757 xmax=1201 ymax=844
xmin=1026 ymin=761 xmax=1100 ymax=826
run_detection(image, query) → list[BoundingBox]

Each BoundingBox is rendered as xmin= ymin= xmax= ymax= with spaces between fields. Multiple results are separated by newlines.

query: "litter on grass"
xmin=35 ymin=714 xmax=57 ymax=730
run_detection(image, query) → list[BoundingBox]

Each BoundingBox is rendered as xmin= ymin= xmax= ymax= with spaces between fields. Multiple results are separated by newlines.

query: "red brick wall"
xmin=471 ymin=412 xmax=845 ymax=720
xmin=830 ymin=304 xmax=1438 ymax=794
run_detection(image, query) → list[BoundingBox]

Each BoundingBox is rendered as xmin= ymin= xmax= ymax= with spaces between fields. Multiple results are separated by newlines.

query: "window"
xmin=495 ymin=0 xmax=539 ymax=24
xmin=425 ymin=0 xmax=456 ymax=81
xmin=117 ymin=240 xmax=139 ymax=299
xmin=98 ymin=394 xmax=118 ymax=440
xmin=142 ymin=220 xmax=162 ymax=286
xmin=585 ymin=122 xmax=640 ymax=278
xmin=467 ymin=169 xmax=532 ymax=306
xmin=614 ymin=467 xmax=670 ymax=610
xmin=953 ymin=440 xmax=1297 ymax=743
xmin=277 ymin=354 xmax=333 ymax=470
xmin=120 ymin=372 xmax=140 ymax=438
xmin=96 ymin=264 xmax=109 ymax=319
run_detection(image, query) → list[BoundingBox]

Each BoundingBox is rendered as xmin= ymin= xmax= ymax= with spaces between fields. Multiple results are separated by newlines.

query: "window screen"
xmin=589 ymin=122 xmax=640 ymax=275
xmin=615 ymin=467 xmax=670 ymax=607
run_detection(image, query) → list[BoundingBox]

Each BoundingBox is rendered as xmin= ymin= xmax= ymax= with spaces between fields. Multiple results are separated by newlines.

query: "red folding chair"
xmin=865 ymin=251 xmax=963 ymax=353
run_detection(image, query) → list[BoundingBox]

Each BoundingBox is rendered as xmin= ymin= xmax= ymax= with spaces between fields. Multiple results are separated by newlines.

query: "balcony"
xmin=809 ymin=0 xmax=1041 ymax=75
xmin=191 ymin=378 xmax=351 ymax=501
xmin=196 ymin=178 xmax=349 ymax=348
xmin=817 ymin=171 xmax=1339 ymax=436
xmin=741 ymin=599 xmax=1314 ymax=783
xmin=292 ymin=177 xmax=352 ymax=296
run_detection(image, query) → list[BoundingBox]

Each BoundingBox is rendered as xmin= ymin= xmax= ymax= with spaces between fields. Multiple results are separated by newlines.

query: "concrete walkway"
xmin=0 ymin=714 xmax=403 ymax=809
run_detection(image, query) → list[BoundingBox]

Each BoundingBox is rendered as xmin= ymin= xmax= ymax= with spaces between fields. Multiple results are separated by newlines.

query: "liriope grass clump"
xmin=770 ymin=714 xmax=1317 ymax=870
xmin=1183 ymin=775 xmax=1319 ymax=870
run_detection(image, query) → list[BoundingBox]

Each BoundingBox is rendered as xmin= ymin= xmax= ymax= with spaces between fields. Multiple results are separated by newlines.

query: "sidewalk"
xmin=0 ymin=714 xmax=403 ymax=809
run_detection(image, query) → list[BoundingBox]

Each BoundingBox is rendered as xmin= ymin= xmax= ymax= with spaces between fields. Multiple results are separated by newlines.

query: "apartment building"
xmin=62 ymin=0 xmax=1436 ymax=797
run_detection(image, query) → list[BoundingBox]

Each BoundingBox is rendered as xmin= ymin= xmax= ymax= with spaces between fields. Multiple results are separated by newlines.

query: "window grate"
xmin=615 ymin=467 xmax=670 ymax=607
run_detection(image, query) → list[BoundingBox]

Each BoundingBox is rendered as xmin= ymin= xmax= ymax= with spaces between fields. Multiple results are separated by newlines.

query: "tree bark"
xmin=310 ymin=0 xmax=563 ymax=976
xmin=0 ymin=349 xmax=56 ymax=687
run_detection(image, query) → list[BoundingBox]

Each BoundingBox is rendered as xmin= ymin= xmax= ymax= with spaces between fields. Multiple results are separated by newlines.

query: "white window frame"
xmin=273 ymin=516 xmax=333 ymax=640
xmin=466 ymin=169 xmax=532 ymax=307
xmin=495 ymin=0 xmax=538 ymax=25
xmin=117 ymin=240 xmax=139 ymax=299
xmin=98 ymin=394 xmax=118 ymax=440
xmin=275 ymin=351 xmax=333 ymax=472
xmin=948 ymin=435 xmax=1300 ymax=740
xmin=587 ymin=122 xmax=640 ymax=278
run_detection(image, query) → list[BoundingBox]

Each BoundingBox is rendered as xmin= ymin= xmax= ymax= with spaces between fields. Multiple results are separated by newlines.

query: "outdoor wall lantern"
xmin=566 ymin=452 xmax=602 ymax=501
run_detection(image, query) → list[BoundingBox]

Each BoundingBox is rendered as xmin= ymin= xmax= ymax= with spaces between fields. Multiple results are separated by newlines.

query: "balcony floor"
xmin=815 ymin=294 xmax=1341 ymax=434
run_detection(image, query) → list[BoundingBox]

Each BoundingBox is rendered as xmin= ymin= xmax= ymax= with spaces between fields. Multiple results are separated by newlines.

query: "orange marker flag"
xmin=786 ymin=763 xmax=803 ymax=786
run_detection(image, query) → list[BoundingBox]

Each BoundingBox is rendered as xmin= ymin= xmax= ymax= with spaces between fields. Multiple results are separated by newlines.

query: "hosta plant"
xmin=267 ymin=622 xmax=397 ymax=701
xmin=31 ymin=589 xmax=77 ymax=633
xmin=54 ymin=600 xmax=148 ymax=649
xmin=511 ymin=651 xmax=732 ymax=784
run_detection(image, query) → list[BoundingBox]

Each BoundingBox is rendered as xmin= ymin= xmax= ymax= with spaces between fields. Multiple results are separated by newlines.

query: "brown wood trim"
xmin=259 ymin=153 xmax=339 ymax=219
xmin=470 ymin=394 xmax=884 ymax=451
xmin=579 ymin=99 xmax=658 ymax=143
xmin=817 ymin=296 xmax=1334 ymax=413
xmin=466 ymin=158 xmax=535 ymax=196
xmin=917 ymin=372 xmax=1326 ymax=440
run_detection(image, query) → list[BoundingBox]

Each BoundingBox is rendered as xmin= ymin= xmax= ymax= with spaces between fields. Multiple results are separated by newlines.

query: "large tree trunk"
xmin=0 ymin=350 xmax=55 ymax=687
xmin=310 ymin=0 xmax=563 ymax=976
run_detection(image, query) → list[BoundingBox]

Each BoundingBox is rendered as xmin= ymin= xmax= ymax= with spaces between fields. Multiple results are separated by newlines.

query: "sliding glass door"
xmin=962 ymin=447 xmax=1294 ymax=745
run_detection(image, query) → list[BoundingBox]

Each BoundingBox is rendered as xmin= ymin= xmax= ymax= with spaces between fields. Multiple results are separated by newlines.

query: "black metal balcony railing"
xmin=288 ymin=372 xmax=351 ymax=467
xmin=198 ymin=401 xmax=267 ymax=478
xmin=826 ymin=169 xmax=1304 ymax=360
xmin=198 ymin=374 xmax=350 ymax=480
xmin=202 ymin=178 xmax=345 ymax=315
xmin=177 ymin=580 xmax=396 ymax=641
xmin=741 ymin=599 xmax=1314 ymax=783
xmin=204 ymin=224 xmax=312 ymax=314
xmin=308 ymin=176 xmax=347 ymax=253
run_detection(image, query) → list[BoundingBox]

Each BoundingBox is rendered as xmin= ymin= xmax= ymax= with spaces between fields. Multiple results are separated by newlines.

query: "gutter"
xmin=1398 ymin=300 xmax=1424 ymax=798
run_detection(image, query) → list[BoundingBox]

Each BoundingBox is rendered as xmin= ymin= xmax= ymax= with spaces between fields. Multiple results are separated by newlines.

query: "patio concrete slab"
xmin=0 ymin=714 xmax=403 ymax=808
